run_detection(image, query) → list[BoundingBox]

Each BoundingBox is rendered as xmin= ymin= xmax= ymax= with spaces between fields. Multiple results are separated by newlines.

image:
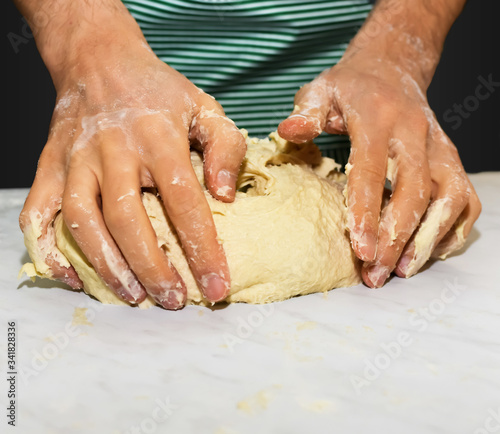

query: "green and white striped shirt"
xmin=122 ymin=0 xmax=372 ymax=164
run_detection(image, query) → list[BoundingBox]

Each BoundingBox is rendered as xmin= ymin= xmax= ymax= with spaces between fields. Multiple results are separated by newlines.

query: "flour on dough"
xmin=21 ymin=131 xmax=361 ymax=307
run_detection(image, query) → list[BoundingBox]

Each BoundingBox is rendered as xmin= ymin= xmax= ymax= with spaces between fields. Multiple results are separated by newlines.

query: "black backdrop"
xmin=2 ymin=0 xmax=499 ymax=189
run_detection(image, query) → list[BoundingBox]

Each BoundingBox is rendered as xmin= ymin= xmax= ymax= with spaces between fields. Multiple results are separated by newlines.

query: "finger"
xmin=100 ymin=142 xmax=187 ymax=310
xmin=278 ymin=71 xmax=333 ymax=143
xmin=395 ymin=129 xmax=472 ymax=278
xmin=190 ymin=101 xmax=247 ymax=202
xmin=431 ymin=186 xmax=481 ymax=259
xmin=394 ymin=198 xmax=463 ymax=279
xmin=150 ymin=137 xmax=230 ymax=303
xmin=362 ymin=131 xmax=432 ymax=288
xmin=344 ymin=115 xmax=391 ymax=262
xmin=62 ymin=164 xmax=147 ymax=305
xmin=20 ymin=141 xmax=82 ymax=289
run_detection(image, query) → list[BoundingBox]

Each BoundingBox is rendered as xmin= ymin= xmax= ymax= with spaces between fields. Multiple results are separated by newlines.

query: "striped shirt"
xmin=122 ymin=0 xmax=373 ymax=164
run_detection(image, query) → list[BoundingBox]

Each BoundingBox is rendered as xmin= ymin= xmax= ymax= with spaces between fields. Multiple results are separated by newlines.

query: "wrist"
xmin=27 ymin=1 xmax=147 ymax=88
xmin=343 ymin=30 xmax=439 ymax=89
xmin=342 ymin=0 xmax=465 ymax=88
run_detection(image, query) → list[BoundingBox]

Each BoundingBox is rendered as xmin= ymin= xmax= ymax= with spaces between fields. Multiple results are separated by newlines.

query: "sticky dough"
xmin=22 ymin=131 xmax=361 ymax=307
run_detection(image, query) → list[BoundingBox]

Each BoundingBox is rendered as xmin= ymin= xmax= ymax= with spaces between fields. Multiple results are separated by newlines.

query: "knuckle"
xmin=416 ymin=173 xmax=432 ymax=203
xmin=445 ymin=176 xmax=471 ymax=208
xmin=212 ymin=99 xmax=225 ymax=114
xmin=296 ymin=81 xmax=313 ymax=97
xmin=398 ymin=162 xmax=432 ymax=204
xmin=366 ymin=91 xmax=387 ymax=106
xmin=409 ymin=110 xmax=429 ymax=132
xmin=364 ymin=91 xmax=398 ymax=116
xmin=237 ymin=134 xmax=247 ymax=156
xmin=200 ymin=93 xmax=224 ymax=113
xmin=138 ymin=262 xmax=167 ymax=286
xmin=171 ymin=200 xmax=198 ymax=221
xmin=351 ymin=160 xmax=386 ymax=183
xmin=38 ymin=143 xmax=60 ymax=166
xmin=104 ymin=207 xmax=132 ymax=232
xmin=19 ymin=208 xmax=30 ymax=231
xmin=61 ymin=197 xmax=76 ymax=222
xmin=102 ymin=194 xmax=138 ymax=232
xmin=166 ymin=185 xmax=203 ymax=220
xmin=295 ymin=79 xmax=323 ymax=104
xmin=224 ymin=128 xmax=247 ymax=156
xmin=61 ymin=191 xmax=88 ymax=224
xmin=469 ymin=190 xmax=482 ymax=219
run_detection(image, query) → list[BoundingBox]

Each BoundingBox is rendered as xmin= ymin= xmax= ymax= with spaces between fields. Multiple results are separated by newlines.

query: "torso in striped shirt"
xmin=122 ymin=0 xmax=372 ymax=164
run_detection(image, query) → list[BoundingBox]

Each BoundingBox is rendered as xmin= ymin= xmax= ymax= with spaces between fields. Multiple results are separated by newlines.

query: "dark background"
xmin=2 ymin=0 xmax=499 ymax=189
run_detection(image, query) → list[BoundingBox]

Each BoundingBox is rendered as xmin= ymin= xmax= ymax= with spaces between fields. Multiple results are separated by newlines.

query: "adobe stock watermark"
xmin=123 ymin=396 xmax=178 ymax=434
xmin=222 ymin=304 xmax=275 ymax=353
xmin=267 ymin=105 xmax=293 ymax=131
xmin=7 ymin=9 xmax=50 ymax=54
xmin=18 ymin=299 xmax=104 ymax=385
xmin=209 ymin=0 xmax=233 ymax=22
xmin=473 ymin=407 xmax=500 ymax=434
xmin=6 ymin=321 xmax=17 ymax=427
xmin=350 ymin=278 xmax=466 ymax=394
xmin=221 ymin=255 xmax=320 ymax=352
xmin=443 ymin=74 xmax=500 ymax=130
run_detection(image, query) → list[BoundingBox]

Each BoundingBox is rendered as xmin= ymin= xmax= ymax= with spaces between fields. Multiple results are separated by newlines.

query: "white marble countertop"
xmin=1 ymin=173 xmax=499 ymax=434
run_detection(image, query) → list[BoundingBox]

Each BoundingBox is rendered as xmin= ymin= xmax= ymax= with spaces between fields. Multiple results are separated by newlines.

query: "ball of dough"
xmin=24 ymin=131 xmax=361 ymax=307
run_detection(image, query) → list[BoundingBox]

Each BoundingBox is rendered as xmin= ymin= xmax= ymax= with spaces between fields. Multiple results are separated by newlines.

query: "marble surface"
xmin=1 ymin=173 xmax=499 ymax=434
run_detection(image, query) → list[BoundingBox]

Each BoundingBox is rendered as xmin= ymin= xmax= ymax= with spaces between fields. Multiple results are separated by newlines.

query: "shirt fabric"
xmin=122 ymin=0 xmax=373 ymax=164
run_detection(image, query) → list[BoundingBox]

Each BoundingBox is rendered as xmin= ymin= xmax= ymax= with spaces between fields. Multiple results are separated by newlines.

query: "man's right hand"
xmin=17 ymin=0 xmax=246 ymax=309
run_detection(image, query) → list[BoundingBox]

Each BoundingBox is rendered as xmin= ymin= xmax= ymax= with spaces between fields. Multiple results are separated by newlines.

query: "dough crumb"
xmin=71 ymin=308 xmax=93 ymax=327
xmin=296 ymin=321 xmax=317 ymax=331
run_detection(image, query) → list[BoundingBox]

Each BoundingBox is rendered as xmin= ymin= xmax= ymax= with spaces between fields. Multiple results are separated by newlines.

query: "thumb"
xmin=20 ymin=144 xmax=83 ymax=289
xmin=190 ymin=104 xmax=247 ymax=203
xmin=278 ymin=75 xmax=333 ymax=143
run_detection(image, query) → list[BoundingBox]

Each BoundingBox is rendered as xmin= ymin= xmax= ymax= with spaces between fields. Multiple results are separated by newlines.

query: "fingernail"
xmin=155 ymin=289 xmax=185 ymax=310
xmin=114 ymin=278 xmax=147 ymax=304
xmin=286 ymin=113 xmax=309 ymax=124
xmin=351 ymin=232 xmax=377 ymax=262
xmin=395 ymin=255 xmax=412 ymax=278
xmin=63 ymin=274 xmax=83 ymax=290
xmin=278 ymin=115 xmax=320 ymax=143
xmin=115 ymin=286 xmax=136 ymax=303
xmin=129 ymin=279 xmax=148 ymax=303
xmin=365 ymin=264 xmax=390 ymax=288
xmin=216 ymin=169 xmax=236 ymax=199
xmin=58 ymin=266 xmax=83 ymax=289
xmin=201 ymin=273 xmax=229 ymax=302
xmin=167 ymin=290 xmax=185 ymax=310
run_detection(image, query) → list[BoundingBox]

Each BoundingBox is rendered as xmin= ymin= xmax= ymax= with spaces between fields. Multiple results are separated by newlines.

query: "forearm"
xmin=12 ymin=0 xmax=146 ymax=86
xmin=343 ymin=0 xmax=467 ymax=87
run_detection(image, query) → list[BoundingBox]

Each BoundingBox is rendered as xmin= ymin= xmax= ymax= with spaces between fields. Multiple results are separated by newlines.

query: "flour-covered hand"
xmin=18 ymin=0 xmax=246 ymax=308
xmin=278 ymin=0 xmax=481 ymax=287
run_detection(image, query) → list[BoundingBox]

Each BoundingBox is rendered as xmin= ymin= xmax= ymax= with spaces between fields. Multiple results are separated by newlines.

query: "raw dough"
xmin=22 ymin=131 xmax=361 ymax=307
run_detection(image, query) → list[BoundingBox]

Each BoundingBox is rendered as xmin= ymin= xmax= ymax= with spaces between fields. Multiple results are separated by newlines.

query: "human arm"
xmin=15 ymin=0 xmax=246 ymax=308
xmin=278 ymin=0 xmax=481 ymax=287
